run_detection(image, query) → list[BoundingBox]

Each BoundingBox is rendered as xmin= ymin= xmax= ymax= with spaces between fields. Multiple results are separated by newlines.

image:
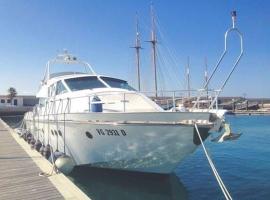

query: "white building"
xmin=0 ymin=95 xmax=37 ymax=107
xmin=0 ymin=95 xmax=38 ymax=116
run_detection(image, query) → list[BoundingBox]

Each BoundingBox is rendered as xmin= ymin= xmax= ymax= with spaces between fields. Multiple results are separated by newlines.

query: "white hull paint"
xmin=25 ymin=112 xmax=211 ymax=174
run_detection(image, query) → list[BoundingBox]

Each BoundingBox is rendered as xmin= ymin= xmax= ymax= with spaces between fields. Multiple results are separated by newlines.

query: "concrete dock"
xmin=0 ymin=119 xmax=90 ymax=200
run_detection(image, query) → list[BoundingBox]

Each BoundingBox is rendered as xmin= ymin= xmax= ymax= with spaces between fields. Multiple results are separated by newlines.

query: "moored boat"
xmin=23 ymin=51 xmax=220 ymax=174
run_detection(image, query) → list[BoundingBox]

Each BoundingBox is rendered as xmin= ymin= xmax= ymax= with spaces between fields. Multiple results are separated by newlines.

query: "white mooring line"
xmin=194 ymin=123 xmax=233 ymax=200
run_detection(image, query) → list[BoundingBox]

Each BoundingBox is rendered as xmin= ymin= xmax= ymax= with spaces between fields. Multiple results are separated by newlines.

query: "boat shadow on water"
xmin=68 ymin=166 xmax=188 ymax=200
xmin=0 ymin=115 xmax=24 ymax=128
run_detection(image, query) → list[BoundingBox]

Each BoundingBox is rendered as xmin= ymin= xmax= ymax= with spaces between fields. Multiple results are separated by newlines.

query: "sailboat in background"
xmin=131 ymin=7 xmax=243 ymax=131
xmin=131 ymin=13 xmax=142 ymax=92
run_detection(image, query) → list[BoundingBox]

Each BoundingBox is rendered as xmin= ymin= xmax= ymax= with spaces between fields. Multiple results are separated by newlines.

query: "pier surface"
xmin=0 ymin=119 xmax=90 ymax=200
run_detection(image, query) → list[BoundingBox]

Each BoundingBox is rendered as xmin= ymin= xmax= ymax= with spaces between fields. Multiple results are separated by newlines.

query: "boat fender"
xmin=21 ymin=132 xmax=27 ymax=140
xmin=21 ymin=129 xmax=27 ymax=137
xmin=48 ymin=150 xmax=64 ymax=163
xmin=55 ymin=155 xmax=75 ymax=174
xmin=26 ymin=132 xmax=33 ymax=143
xmin=43 ymin=144 xmax=51 ymax=159
xmin=34 ymin=140 xmax=42 ymax=151
xmin=22 ymin=131 xmax=30 ymax=141
xmin=39 ymin=144 xmax=45 ymax=155
xmin=30 ymin=138 xmax=36 ymax=149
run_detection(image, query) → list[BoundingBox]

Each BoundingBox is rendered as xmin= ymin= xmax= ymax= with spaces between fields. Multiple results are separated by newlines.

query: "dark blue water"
xmin=176 ymin=115 xmax=270 ymax=199
xmin=4 ymin=115 xmax=270 ymax=199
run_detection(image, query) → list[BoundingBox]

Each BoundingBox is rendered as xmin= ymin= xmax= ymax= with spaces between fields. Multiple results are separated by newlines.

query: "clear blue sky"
xmin=0 ymin=0 xmax=269 ymax=98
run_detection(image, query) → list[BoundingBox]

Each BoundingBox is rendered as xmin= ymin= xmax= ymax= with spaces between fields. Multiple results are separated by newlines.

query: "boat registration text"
xmin=96 ymin=129 xmax=127 ymax=136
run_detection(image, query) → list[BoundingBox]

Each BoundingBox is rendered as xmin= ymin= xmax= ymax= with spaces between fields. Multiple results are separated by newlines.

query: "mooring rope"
xmin=194 ymin=123 xmax=233 ymax=200
xmin=39 ymin=145 xmax=58 ymax=177
xmin=12 ymin=119 xmax=24 ymax=129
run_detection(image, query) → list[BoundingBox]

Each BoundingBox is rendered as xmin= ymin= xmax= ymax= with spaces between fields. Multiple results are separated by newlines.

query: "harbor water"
xmin=3 ymin=115 xmax=270 ymax=200
xmin=176 ymin=115 xmax=270 ymax=199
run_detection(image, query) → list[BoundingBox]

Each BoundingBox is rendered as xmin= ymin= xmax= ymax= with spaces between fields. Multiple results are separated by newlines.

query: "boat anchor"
xmin=211 ymin=123 xmax=242 ymax=142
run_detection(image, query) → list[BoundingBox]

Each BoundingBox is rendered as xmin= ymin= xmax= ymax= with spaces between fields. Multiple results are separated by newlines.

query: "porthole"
xmin=58 ymin=130 xmax=62 ymax=137
xmin=86 ymin=131 xmax=93 ymax=139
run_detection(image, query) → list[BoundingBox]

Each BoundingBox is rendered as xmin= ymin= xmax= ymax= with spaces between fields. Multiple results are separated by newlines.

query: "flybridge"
xmin=42 ymin=50 xmax=97 ymax=83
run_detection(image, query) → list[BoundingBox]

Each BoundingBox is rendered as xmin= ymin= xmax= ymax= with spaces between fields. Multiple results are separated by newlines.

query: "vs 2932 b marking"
xmin=96 ymin=129 xmax=127 ymax=136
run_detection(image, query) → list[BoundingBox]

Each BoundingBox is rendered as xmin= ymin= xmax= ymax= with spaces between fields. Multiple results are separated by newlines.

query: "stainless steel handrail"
xmin=36 ymin=90 xmax=220 ymax=117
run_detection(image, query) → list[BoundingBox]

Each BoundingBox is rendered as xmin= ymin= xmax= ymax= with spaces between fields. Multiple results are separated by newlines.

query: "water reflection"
xmin=69 ymin=167 xmax=188 ymax=200
xmin=1 ymin=115 xmax=23 ymax=128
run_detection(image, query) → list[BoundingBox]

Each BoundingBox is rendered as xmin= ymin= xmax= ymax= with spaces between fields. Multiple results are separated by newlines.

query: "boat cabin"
xmin=36 ymin=72 xmax=161 ymax=113
xmin=35 ymin=52 xmax=162 ymax=113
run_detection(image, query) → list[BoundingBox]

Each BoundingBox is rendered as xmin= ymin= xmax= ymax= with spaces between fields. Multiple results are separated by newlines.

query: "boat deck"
xmin=0 ymin=119 xmax=89 ymax=200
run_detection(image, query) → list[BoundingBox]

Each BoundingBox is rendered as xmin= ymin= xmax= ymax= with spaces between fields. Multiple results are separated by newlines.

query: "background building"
xmin=0 ymin=95 xmax=38 ymax=116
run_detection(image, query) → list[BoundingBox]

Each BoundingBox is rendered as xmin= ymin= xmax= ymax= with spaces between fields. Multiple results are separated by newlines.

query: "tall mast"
xmin=186 ymin=56 xmax=191 ymax=98
xmin=150 ymin=4 xmax=158 ymax=98
xmin=131 ymin=13 xmax=142 ymax=91
xmin=204 ymin=57 xmax=208 ymax=97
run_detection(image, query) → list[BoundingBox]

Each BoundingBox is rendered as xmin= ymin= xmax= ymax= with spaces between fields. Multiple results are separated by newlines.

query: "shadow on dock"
xmin=68 ymin=166 xmax=188 ymax=200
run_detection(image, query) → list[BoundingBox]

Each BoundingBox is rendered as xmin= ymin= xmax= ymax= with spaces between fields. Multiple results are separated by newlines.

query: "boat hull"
xmin=24 ymin=112 xmax=211 ymax=174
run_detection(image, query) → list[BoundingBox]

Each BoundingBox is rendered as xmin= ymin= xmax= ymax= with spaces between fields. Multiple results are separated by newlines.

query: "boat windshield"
xmin=101 ymin=77 xmax=136 ymax=91
xmin=64 ymin=76 xmax=106 ymax=91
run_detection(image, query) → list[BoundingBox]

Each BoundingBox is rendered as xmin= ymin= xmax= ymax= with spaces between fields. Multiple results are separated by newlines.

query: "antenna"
xmin=131 ymin=13 xmax=142 ymax=91
xmin=231 ymin=10 xmax=237 ymax=28
xmin=186 ymin=56 xmax=191 ymax=98
xmin=204 ymin=57 xmax=208 ymax=97
xmin=148 ymin=3 xmax=158 ymax=98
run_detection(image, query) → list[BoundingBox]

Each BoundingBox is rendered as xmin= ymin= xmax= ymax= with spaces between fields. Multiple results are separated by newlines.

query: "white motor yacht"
xmin=24 ymin=51 xmax=221 ymax=174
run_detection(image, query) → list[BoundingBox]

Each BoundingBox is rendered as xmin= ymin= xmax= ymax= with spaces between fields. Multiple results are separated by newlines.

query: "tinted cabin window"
xmin=0 ymin=99 xmax=5 ymax=103
xmin=56 ymin=81 xmax=68 ymax=95
xmin=13 ymin=99 xmax=18 ymax=106
xmin=7 ymin=99 xmax=11 ymax=103
xmin=101 ymin=77 xmax=136 ymax=91
xmin=65 ymin=76 xmax=106 ymax=91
